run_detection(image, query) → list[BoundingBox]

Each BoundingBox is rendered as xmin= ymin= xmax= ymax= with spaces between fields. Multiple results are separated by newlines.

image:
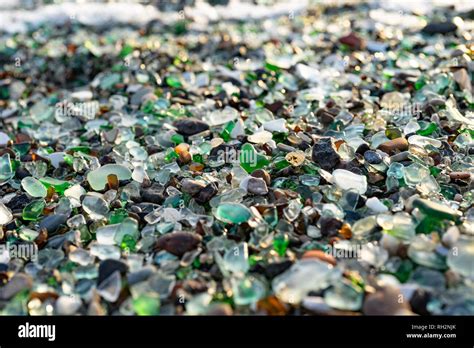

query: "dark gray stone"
xmin=311 ymin=137 xmax=341 ymax=170
xmin=173 ymin=118 xmax=209 ymax=136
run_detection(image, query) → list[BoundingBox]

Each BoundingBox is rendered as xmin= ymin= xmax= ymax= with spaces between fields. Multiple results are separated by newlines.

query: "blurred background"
xmin=1 ymin=0 xmax=473 ymax=35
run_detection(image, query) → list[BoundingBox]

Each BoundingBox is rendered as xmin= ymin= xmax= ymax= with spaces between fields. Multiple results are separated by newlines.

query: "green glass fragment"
xmin=192 ymin=154 xmax=204 ymax=164
xmin=166 ymin=76 xmax=182 ymax=88
xmin=163 ymin=194 xmax=184 ymax=208
xmin=302 ymin=163 xmax=319 ymax=174
xmin=273 ymin=233 xmax=289 ymax=257
xmin=413 ymin=198 xmax=461 ymax=223
xmin=215 ymin=203 xmax=252 ymax=224
xmin=220 ymin=121 xmax=235 ymax=142
xmin=416 ymin=122 xmax=437 ymax=136
xmin=429 ymin=166 xmax=442 ymax=177
xmin=273 ymin=158 xmax=290 ymax=170
xmin=121 ymin=234 xmax=137 ymax=252
xmin=39 ymin=177 xmax=71 ymax=194
xmin=22 ymin=200 xmax=45 ymax=221
xmin=173 ymin=20 xmax=187 ymax=35
xmin=176 ymin=266 xmax=191 ymax=280
xmin=119 ymin=44 xmax=133 ymax=58
xmin=141 ymin=100 xmax=155 ymax=114
xmin=133 ymin=294 xmax=160 ymax=316
xmin=248 ymin=255 xmax=262 ymax=267
xmin=414 ymin=75 xmax=426 ymax=90
xmin=239 ymin=143 xmax=269 ymax=173
xmin=171 ymin=133 xmax=184 ymax=145
xmin=440 ymin=185 xmax=457 ymax=200
xmin=63 ymin=154 xmax=74 ymax=166
xmin=272 ymin=132 xmax=287 ymax=143
xmin=164 ymin=148 xmax=179 ymax=162
xmin=109 ymin=208 xmax=129 ymax=224
xmin=265 ymin=61 xmax=281 ymax=72
xmin=416 ymin=216 xmax=446 ymax=234
xmin=18 ymin=120 xmax=33 ymax=129
xmin=68 ymin=146 xmax=91 ymax=155
xmin=393 ymin=259 xmax=413 ymax=283
xmin=12 ymin=143 xmax=30 ymax=156
xmin=385 ymin=128 xmax=402 ymax=140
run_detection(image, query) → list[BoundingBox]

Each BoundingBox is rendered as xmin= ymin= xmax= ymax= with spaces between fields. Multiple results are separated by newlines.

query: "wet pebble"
xmin=194 ymin=182 xmax=218 ymax=204
xmin=155 ymin=232 xmax=202 ymax=256
xmin=181 ymin=178 xmax=207 ymax=195
xmin=39 ymin=214 xmax=68 ymax=234
xmin=422 ymin=21 xmax=457 ymax=35
xmin=251 ymin=169 xmax=271 ymax=186
xmin=173 ymin=118 xmax=209 ymax=136
xmin=363 ymin=286 xmax=414 ymax=315
xmin=311 ymin=137 xmax=341 ymax=170
xmin=364 ymin=150 xmax=382 ymax=164
xmin=141 ymin=184 xmax=165 ymax=204
xmin=247 ymin=177 xmax=269 ymax=195
xmin=98 ymin=259 xmax=128 ymax=285
xmin=0 ymin=273 xmax=33 ymax=300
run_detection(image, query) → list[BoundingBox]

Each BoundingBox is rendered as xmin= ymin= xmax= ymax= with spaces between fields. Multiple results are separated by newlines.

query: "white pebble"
xmin=0 ymin=132 xmax=10 ymax=146
xmin=442 ymin=226 xmax=460 ymax=248
xmin=366 ymin=197 xmax=388 ymax=213
xmin=248 ymin=130 xmax=272 ymax=144
xmin=381 ymin=232 xmax=400 ymax=255
xmin=71 ymin=90 xmax=93 ymax=101
xmin=263 ymin=118 xmax=287 ymax=133
xmin=332 ymin=169 xmax=367 ymax=194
